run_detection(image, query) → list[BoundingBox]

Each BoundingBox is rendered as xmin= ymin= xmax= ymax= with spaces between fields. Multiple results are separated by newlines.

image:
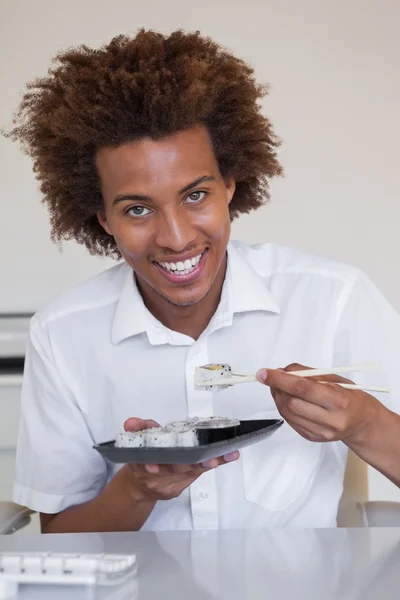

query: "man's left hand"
xmin=256 ymin=364 xmax=382 ymax=445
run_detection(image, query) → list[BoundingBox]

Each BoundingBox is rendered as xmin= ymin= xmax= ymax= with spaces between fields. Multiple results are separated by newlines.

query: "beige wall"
xmin=1 ymin=0 xmax=399 ymax=501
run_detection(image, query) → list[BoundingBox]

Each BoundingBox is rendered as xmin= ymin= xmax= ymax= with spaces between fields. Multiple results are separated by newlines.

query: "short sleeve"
xmin=333 ymin=270 xmax=400 ymax=415
xmin=13 ymin=321 xmax=107 ymax=513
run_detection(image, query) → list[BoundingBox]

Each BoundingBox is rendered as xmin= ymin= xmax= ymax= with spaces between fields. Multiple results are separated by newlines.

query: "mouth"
xmin=153 ymin=249 xmax=208 ymax=284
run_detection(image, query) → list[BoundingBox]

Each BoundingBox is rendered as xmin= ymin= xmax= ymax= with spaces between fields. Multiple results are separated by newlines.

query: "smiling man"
xmin=95 ymin=126 xmax=236 ymax=340
xmin=8 ymin=30 xmax=400 ymax=533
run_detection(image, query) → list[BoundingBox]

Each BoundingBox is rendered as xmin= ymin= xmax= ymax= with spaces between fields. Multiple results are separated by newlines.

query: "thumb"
xmin=256 ymin=368 xmax=269 ymax=384
xmin=124 ymin=417 xmax=160 ymax=432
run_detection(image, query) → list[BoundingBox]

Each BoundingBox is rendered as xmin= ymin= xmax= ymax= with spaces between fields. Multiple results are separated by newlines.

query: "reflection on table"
xmin=1 ymin=528 xmax=400 ymax=599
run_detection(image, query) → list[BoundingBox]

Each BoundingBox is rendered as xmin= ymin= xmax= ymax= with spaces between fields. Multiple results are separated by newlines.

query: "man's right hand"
xmin=40 ymin=417 xmax=240 ymax=534
xmin=124 ymin=417 xmax=240 ymax=502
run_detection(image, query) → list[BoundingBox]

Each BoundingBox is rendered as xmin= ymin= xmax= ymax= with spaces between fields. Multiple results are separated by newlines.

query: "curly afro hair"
xmin=7 ymin=29 xmax=283 ymax=258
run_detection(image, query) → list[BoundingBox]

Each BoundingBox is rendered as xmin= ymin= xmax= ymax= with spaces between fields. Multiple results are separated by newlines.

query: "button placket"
xmin=190 ymin=470 xmax=219 ymax=530
xmin=185 ymin=339 xmax=219 ymax=529
xmin=185 ymin=340 xmax=213 ymax=419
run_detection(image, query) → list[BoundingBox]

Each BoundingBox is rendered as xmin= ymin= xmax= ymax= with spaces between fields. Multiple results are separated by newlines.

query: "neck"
xmin=137 ymin=255 xmax=227 ymax=340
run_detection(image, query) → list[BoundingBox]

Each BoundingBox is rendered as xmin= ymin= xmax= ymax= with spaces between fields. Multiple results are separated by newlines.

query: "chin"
xmin=162 ymin=288 xmax=210 ymax=308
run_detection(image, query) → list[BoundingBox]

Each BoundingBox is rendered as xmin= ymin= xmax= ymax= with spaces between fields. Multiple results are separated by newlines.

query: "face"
xmin=96 ymin=125 xmax=235 ymax=308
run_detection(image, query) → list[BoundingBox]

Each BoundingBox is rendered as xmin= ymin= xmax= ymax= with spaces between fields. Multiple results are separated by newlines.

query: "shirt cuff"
xmin=13 ymin=483 xmax=99 ymax=514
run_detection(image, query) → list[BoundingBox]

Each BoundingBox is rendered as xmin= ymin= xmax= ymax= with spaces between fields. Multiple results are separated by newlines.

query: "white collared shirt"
xmin=13 ymin=240 xmax=400 ymax=528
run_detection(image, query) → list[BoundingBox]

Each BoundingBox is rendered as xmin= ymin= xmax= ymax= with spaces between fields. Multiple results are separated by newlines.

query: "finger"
xmin=130 ymin=451 xmax=240 ymax=476
xmin=279 ymin=394 xmax=330 ymax=424
xmin=133 ymin=463 xmax=208 ymax=476
xmin=170 ymin=465 xmax=206 ymax=475
xmin=276 ymin=393 xmax=343 ymax=434
xmin=146 ymin=453 xmax=241 ymax=473
xmin=155 ymin=463 xmax=211 ymax=475
xmin=287 ymin=415 xmax=337 ymax=442
xmin=129 ymin=463 xmax=161 ymax=475
xmin=290 ymin=424 xmax=323 ymax=443
xmin=124 ymin=417 xmax=160 ymax=432
xmin=257 ymin=369 xmax=343 ymax=409
xmin=201 ymin=451 xmax=240 ymax=469
xmin=144 ymin=464 xmax=160 ymax=474
xmin=284 ymin=363 xmax=312 ymax=373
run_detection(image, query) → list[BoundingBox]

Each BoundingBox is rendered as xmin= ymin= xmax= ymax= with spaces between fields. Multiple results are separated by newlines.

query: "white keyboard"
xmin=0 ymin=551 xmax=137 ymax=588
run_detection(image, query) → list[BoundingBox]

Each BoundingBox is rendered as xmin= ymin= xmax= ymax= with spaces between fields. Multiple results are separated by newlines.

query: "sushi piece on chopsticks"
xmin=194 ymin=364 xmax=233 ymax=391
xmin=193 ymin=363 xmax=390 ymax=393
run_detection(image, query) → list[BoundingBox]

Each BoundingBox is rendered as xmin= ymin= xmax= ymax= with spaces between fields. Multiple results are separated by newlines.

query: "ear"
xmin=97 ymin=209 xmax=113 ymax=235
xmin=225 ymin=178 xmax=236 ymax=205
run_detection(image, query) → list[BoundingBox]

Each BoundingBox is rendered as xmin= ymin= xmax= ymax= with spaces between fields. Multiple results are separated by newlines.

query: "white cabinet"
xmin=0 ymin=314 xmax=29 ymax=503
xmin=0 ymin=378 xmax=40 ymax=533
xmin=0 ymin=314 xmax=40 ymax=532
xmin=0 ymin=380 xmax=22 ymax=501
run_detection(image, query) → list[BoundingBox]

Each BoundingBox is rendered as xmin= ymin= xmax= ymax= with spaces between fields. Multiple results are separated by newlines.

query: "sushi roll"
xmin=114 ymin=415 xmax=239 ymax=449
xmin=165 ymin=420 xmax=197 ymax=432
xmin=165 ymin=421 xmax=200 ymax=447
xmin=175 ymin=426 xmax=199 ymax=447
xmin=196 ymin=418 xmax=240 ymax=444
xmin=144 ymin=427 xmax=178 ymax=448
xmin=115 ymin=431 xmax=146 ymax=448
xmin=194 ymin=363 xmax=232 ymax=392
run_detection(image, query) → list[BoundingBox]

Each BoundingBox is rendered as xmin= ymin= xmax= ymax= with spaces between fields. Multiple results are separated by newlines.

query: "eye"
xmin=185 ymin=191 xmax=206 ymax=204
xmin=127 ymin=205 xmax=152 ymax=218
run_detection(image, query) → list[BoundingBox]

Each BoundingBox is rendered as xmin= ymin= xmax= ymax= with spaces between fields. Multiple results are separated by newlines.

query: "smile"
xmin=153 ymin=250 xmax=208 ymax=284
xmin=156 ymin=251 xmax=203 ymax=276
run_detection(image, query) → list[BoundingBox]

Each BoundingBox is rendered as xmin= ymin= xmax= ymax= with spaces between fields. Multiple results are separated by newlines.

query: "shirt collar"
xmin=111 ymin=241 xmax=280 ymax=345
xmin=111 ymin=265 xmax=150 ymax=344
xmin=226 ymin=241 xmax=280 ymax=315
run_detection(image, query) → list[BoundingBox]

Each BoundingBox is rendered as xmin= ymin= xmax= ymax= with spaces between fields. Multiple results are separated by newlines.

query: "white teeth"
xmin=157 ymin=252 xmax=203 ymax=274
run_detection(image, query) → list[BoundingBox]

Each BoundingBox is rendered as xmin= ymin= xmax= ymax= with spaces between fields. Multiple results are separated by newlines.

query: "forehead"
xmin=95 ymin=125 xmax=219 ymax=193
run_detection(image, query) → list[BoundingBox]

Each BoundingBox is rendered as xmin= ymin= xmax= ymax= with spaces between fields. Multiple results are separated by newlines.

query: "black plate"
xmin=93 ymin=419 xmax=283 ymax=465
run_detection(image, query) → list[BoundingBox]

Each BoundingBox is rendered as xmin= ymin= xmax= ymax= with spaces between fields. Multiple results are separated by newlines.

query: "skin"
xmin=257 ymin=365 xmax=400 ymax=488
xmin=40 ymin=125 xmax=238 ymax=533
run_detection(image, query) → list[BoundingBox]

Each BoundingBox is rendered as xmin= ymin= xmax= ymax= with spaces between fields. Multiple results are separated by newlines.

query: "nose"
xmin=155 ymin=208 xmax=197 ymax=252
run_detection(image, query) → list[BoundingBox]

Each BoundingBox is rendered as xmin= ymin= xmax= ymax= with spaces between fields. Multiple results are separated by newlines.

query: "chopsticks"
xmin=195 ymin=363 xmax=390 ymax=393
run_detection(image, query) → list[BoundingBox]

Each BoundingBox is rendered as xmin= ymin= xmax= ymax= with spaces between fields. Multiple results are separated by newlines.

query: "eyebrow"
xmin=113 ymin=175 xmax=216 ymax=206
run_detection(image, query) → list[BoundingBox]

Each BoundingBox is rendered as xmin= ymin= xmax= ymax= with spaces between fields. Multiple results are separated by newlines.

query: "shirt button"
xmin=198 ymin=491 xmax=208 ymax=500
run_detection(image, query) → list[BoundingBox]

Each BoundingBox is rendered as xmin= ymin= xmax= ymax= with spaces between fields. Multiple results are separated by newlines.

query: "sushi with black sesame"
xmin=144 ymin=428 xmax=178 ymax=447
xmin=115 ymin=422 xmax=200 ymax=448
xmin=194 ymin=363 xmax=232 ymax=391
xmin=114 ymin=416 xmax=240 ymax=448
xmin=114 ymin=431 xmax=146 ymax=448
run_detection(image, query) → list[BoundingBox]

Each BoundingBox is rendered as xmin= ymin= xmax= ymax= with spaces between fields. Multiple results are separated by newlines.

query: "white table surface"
xmin=1 ymin=528 xmax=400 ymax=599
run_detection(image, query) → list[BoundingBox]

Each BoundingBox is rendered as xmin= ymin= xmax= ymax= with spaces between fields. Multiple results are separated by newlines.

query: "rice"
xmin=143 ymin=428 xmax=176 ymax=447
xmin=176 ymin=426 xmax=199 ymax=447
xmin=165 ymin=420 xmax=195 ymax=431
xmin=114 ymin=431 xmax=145 ymax=448
xmin=194 ymin=363 xmax=232 ymax=392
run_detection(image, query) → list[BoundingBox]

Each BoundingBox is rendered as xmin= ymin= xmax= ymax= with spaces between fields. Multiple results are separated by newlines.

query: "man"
xmin=8 ymin=29 xmax=400 ymax=533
